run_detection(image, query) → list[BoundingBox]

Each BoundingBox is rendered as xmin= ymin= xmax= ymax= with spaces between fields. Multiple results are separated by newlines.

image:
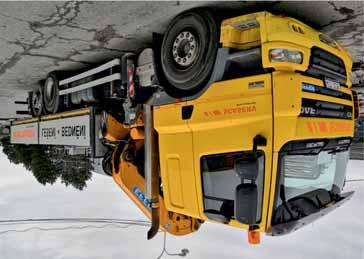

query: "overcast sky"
xmin=0 ymin=149 xmax=363 ymax=259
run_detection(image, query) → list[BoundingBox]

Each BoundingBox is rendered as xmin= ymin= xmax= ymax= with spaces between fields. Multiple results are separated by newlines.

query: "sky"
xmin=0 ymin=149 xmax=363 ymax=259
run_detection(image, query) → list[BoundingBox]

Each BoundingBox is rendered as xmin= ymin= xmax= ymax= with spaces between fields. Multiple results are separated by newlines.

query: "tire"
xmin=29 ymin=87 xmax=43 ymax=117
xmin=161 ymin=9 xmax=219 ymax=97
xmin=102 ymin=150 xmax=113 ymax=176
xmin=43 ymin=73 xmax=60 ymax=114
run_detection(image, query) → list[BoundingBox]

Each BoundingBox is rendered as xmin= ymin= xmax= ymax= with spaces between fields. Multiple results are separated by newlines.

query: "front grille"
xmin=301 ymin=83 xmax=352 ymax=101
xmin=307 ymin=47 xmax=347 ymax=85
xmin=300 ymin=98 xmax=352 ymax=120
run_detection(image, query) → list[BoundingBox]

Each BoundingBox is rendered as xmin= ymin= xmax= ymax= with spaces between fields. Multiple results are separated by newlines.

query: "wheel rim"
xmin=172 ymin=31 xmax=199 ymax=68
xmin=100 ymin=111 xmax=108 ymax=139
xmin=32 ymin=91 xmax=42 ymax=115
xmin=45 ymin=77 xmax=54 ymax=101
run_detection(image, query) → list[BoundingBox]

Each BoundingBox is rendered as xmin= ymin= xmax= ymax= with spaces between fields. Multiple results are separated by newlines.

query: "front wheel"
xmin=161 ymin=9 xmax=219 ymax=97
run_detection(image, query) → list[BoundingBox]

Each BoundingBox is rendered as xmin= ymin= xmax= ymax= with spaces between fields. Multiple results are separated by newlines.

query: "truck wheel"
xmin=43 ymin=73 xmax=60 ymax=114
xmin=102 ymin=150 xmax=113 ymax=176
xmin=29 ymin=87 xmax=43 ymax=117
xmin=161 ymin=9 xmax=219 ymax=97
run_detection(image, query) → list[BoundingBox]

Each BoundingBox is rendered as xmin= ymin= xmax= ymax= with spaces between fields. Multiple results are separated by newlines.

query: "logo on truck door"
xmin=203 ymin=103 xmax=257 ymax=117
xmin=248 ymin=81 xmax=264 ymax=89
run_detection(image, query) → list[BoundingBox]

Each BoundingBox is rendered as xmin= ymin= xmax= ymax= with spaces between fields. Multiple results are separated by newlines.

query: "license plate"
xmin=324 ymin=78 xmax=340 ymax=90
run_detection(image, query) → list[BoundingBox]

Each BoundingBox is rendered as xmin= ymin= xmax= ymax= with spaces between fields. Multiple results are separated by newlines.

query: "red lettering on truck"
xmin=306 ymin=121 xmax=352 ymax=133
xmin=203 ymin=105 xmax=256 ymax=117
xmin=12 ymin=130 xmax=35 ymax=138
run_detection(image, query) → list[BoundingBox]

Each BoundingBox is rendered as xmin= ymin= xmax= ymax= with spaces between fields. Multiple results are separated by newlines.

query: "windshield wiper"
xmin=273 ymin=188 xmax=326 ymax=225
xmin=279 ymin=185 xmax=294 ymax=219
xmin=269 ymin=191 xmax=354 ymax=236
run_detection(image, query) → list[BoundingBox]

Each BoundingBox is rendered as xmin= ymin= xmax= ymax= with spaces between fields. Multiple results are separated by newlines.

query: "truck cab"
xmin=153 ymin=12 xmax=355 ymax=236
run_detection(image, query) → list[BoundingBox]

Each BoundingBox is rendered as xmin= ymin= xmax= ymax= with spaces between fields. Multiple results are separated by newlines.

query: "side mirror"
xmin=234 ymin=157 xmax=258 ymax=180
xmin=235 ymin=183 xmax=258 ymax=225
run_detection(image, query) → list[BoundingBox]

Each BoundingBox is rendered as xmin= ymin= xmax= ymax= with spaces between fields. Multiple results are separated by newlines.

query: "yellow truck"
xmin=10 ymin=10 xmax=358 ymax=244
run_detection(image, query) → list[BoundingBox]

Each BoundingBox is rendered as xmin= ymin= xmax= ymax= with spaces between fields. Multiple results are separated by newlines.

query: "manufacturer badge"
xmin=248 ymin=81 xmax=264 ymax=89
xmin=324 ymin=78 xmax=340 ymax=91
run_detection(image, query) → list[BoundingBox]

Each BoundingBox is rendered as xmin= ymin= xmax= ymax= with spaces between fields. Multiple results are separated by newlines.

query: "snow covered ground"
xmin=0 ymin=150 xmax=363 ymax=259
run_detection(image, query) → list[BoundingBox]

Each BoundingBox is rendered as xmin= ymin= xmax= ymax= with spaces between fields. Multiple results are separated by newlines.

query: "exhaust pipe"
xmin=144 ymin=103 xmax=160 ymax=240
xmin=148 ymin=200 xmax=160 ymax=240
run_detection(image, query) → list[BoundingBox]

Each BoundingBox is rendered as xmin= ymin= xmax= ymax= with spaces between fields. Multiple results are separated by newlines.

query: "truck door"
xmin=186 ymin=74 xmax=274 ymax=231
xmin=153 ymin=102 xmax=201 ymax=219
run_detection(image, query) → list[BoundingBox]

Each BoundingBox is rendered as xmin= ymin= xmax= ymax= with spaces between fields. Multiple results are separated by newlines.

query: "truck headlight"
xmin=269 ymin=48 xmax=303 ymax=64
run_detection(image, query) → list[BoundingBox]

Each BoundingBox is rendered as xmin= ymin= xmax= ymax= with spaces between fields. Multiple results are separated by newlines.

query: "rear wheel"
xmin=161 ymin=9 xmax=219 ymax=97
xmin=102 ymin=150 xmax=113 ymax=176
xmin=43 ymin=73 xmax=60 ymax=114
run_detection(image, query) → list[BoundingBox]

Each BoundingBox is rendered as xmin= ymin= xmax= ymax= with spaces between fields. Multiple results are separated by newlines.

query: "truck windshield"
xmin=273 ymin=149 xmax=349 ymax=225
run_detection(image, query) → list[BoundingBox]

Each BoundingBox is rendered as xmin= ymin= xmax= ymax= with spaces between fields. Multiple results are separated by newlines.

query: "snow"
xmin=0 ymin=149 xmax=363 ymax=259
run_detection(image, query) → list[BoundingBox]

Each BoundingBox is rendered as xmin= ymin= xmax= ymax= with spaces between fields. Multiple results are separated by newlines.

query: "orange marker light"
xmin=248 ymin=230 xmax=260 ymax=245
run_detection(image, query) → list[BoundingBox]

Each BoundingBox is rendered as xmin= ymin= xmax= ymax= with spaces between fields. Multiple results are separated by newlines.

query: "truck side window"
xmin=201 ymin=151 xmax=264 ymax=223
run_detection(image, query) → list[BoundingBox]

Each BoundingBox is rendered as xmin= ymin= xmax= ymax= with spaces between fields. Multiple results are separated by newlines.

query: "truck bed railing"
xmin=59 ymin=58 xmax=122 ymax=96
xmin=59 ymin=59 xmax=121 ymax=86
xmin=59 ymin=73 xmax=121 ymax=96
